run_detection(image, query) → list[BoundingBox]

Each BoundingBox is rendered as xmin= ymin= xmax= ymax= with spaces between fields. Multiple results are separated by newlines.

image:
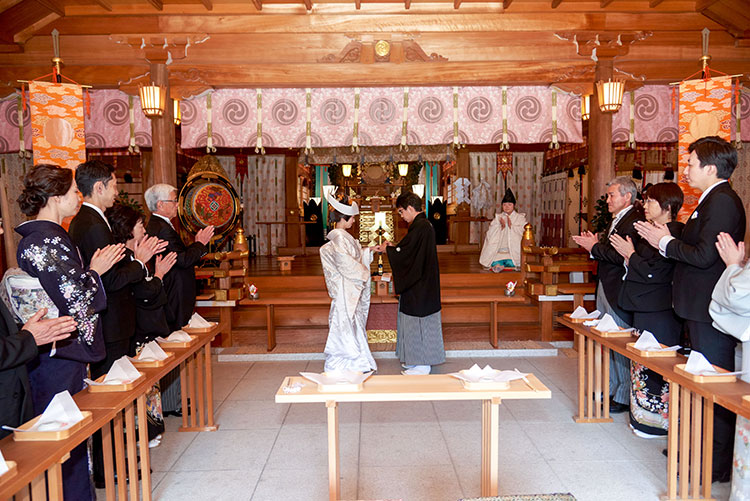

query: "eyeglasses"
xmin=162 ymin=199 xmax=178 ymax=204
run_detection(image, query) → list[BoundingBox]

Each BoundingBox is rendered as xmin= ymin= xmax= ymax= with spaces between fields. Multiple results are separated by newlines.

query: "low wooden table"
xmin=275 ymin=373 xmax=550 ymax=501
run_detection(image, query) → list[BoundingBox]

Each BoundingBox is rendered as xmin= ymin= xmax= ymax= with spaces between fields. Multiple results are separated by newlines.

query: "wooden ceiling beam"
xmin=355 ymin=0 xmax=361 ymax=9
xmin=404 ymin=0 xmax=410 ymax=9
xmin=600 ymin=0 xmax=615 ymax=7
xmin=91 ymin=0 xmax=112 ymax=11
xmin=454 ymin=0 xmax=461 ymax=8
xmin=695 ymin=0 xmax=720 ymax=11
xmin=649 ymin=0 xmax=664 ymax=6
xmin=30 ymin=0 xmax=64 ymax=16
xmin=302 ymin=0 xmax=311 ymax=10
xmin=0 ymin=0 xmax=60 ymax=45
xmin=146 ymin=0 xmax=163 ymax=10
xmin=200 ymin=0 xmax=212 ymax=10
xmin=551 ymin=0 xmax=562 ymax=7
xmin=503 ymin=0 xmax=512 ymax=8
xmin=251 ymin=0 xmax=261 ymax=10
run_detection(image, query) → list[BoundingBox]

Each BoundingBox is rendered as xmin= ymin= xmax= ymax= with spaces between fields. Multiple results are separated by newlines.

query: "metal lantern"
xmin=581 ymin=94 xmax=591 ymax=121
xmin=596 ymin=79 xmax=625 ymax=113
xmin=138 ymin=83 xmax=166 ymax=118
xmin=342 ymin=164 xmax=352 ymax=177
xmin=173 ymin=99 xmax=182 ymax=125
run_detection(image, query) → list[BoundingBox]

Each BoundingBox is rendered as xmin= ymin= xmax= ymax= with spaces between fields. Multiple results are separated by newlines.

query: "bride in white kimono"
xmin=320 ymin=192 xmax=378 ymax=373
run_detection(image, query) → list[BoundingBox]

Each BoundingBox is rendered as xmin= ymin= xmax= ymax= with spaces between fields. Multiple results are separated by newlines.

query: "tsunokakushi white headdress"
xmin=325 ymin=191 xmax=359 ymax=216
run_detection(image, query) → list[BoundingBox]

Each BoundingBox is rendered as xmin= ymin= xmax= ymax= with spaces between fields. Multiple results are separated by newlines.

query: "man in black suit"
xmin=572 ymin=176 xmax=645 ymax=413
xmin=68 ymin=160 xmax=165 ymax=376
xmin=144 ymin=183 xmax=214 ymax=331
xmin=0 ymin=221 xmax=77 ymax=438
xmin=636 ymin=136 xmax=746 ymax=482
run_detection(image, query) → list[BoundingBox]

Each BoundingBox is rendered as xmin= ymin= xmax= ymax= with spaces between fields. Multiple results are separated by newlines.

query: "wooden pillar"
xmin=455 ymin=147 xmax=470 ymax=245
xmin=149 ymin=62 xmax=177 ymax=187
xmin=284 ymin=154 xmax=301 ymax=248
xmin=587 ymin=58 xmax=614 ymax=223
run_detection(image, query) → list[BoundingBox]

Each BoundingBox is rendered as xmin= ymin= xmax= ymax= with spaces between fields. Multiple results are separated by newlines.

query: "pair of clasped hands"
xmin=370 ymin=241 xmax=394 ymax=253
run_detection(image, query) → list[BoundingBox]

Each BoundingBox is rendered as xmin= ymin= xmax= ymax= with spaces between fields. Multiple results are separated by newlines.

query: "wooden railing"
xmin=0 ymin=324 xmax=221 ymax=500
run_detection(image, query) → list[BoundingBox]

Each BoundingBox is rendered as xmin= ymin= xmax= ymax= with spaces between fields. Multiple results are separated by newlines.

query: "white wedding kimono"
xmin=479 ymin=210 xmax=527 ymax=268
xmin=320 ymin=228 xmax=377 ymax=373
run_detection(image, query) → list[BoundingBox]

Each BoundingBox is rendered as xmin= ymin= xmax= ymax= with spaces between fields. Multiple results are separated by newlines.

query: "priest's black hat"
xmin=501 ymin=188 xmax=516 ymax=205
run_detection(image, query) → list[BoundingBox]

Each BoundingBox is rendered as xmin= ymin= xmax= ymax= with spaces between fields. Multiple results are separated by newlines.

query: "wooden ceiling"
xmin=0 ymin=0 xmax=748 ymax=97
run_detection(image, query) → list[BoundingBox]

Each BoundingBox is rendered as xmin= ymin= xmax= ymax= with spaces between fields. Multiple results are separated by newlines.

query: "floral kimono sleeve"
xmin=18 ymin=233 xmax=107 ymax=352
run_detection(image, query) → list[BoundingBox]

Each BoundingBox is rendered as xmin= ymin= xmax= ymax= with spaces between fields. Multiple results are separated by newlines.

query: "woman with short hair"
xmin=610 ymin=182 xmax=685 ymax=438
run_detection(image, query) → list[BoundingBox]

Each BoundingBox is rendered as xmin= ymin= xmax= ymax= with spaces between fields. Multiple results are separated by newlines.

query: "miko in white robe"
xmin=320 ymin=228 xmax=377 ymax=373
xmin=479 ymin=209 xmax=527 ymax=270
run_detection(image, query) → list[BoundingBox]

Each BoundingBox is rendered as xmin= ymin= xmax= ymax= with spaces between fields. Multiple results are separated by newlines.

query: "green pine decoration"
xmin=589 ymin=194 xmax=612 ymax=236
xmin=117 ymin=190 xmax=145 ymax=215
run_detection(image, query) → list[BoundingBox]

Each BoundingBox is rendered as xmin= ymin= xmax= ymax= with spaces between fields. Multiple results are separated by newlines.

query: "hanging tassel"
xmin=734 ymin=82 xmax=743 ymax=150
xmin=305 ymin=88 xmax=314 ymax=155
xmin=400 ymin=87 xmax=409 ymax=151
xmin=499 ymin=86 xmax=509 ymax=151
xmin=84 ymin=88 xmax=92 ymax=119
xmin=17 ymin=92 xmax=31 ymax=159
xmin=255 ymin=89 xmax=265 ymax=154
xmin=451 ymin=86 xmax=463 ymax=149
xmin=21 ymin=83 xmax=27 ymax=112
xmin=548 ymin=88 xmax=560 ymax=150
xmin=206 ymin=92 xmax=217 ymax=153
xmin=351 ymin=87 xmax=360 ymax=152
xmin=627 ymin=91 xmax=637 ymax=149
xmin=670 ymin=86 xmax=677 ymax=115
xmin=127 ymin=95 xmax=140 ymax=154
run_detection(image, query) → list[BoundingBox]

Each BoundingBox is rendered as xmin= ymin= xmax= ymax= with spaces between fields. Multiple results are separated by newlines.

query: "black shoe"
xmin=609 ymin=398 xmax=628 ymax=414
xmin=164 ymin=409 xmax=182 ymax=418
xmin=662 ymin=448 xmax=668 ymax=458
xmin=712 ymin=471 xmax=731 ymax=483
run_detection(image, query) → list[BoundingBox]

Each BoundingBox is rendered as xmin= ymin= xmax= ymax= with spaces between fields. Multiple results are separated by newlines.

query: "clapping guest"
xmin=144 ymin=184 xmax=214 ymax=331
xmin=0 ymin=219 xmax=77 ymax=440
xmin=636 ymin=136 xmax=746 ymax=482
xmin=610 ymin=182 xmax=684 ymax=438
xmin=710 ymin=233 xmax=750 ymax=499
xmin=107 ymin=202 xmax=177 ymax=449
xmin=572 ymin=176 xmax=645 ymax=414
xmin=16 ymin=164 xmax=123 ymax=500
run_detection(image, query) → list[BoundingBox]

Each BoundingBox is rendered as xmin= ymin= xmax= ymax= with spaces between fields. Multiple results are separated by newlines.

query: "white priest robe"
xmin=479 ymin=210 xmax=527 ymax=268
xmin=320 ymin=228 xmax=377 ymax=372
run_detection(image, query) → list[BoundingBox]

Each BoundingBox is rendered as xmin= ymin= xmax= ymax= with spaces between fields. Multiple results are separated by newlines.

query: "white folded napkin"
xmin=188 ymin=312 xmax=212 ymax=328
xmin=685 ymin=351 xmax=721 ymax=376
xmin=594 ymin=314 xmax=624 ymax=332
xmin=30 ymin=391 xmax=84 ymax=432
xmin=157 ymin=330 xmax=193 ymax=343
xmin=0 ymin=449 xmax=8 ymax=475
xmin=570 ymin=306 xmax=601 ymax=320
xmin=85 ymin=357 xmax=141 ymax=385
xmin=137 ymin=341 xmax=168 ymax=362
xmin=299 ymin=370 xmax=373 ymax=387
xmin=633 ymin=330 xmax=681 ymax=352
xmin=450 ymin=364 xmax=529 ymax=384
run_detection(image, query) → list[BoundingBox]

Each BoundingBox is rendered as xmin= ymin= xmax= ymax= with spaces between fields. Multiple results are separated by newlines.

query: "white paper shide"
xmin=633 ymin=330 xmax=681 ymax=352
xmin=137 ymin=341 xmax=169 ymax=362
xmin=569 ymin=306 xmax=600 ymax=320
xmin=30 ymin=390 xmax=84 ymax=431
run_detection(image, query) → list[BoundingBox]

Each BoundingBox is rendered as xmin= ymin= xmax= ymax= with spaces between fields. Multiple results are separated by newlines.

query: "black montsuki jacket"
xmin=386 ymin=213 xmax=441 ymax=317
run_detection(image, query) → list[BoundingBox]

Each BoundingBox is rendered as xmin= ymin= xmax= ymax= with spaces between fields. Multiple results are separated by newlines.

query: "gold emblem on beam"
xmin=375 ymin=40 xmax=390 ymax=57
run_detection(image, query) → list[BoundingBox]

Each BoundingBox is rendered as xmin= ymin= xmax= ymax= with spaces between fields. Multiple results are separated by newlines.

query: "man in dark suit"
xmin=0 ymin=219 xmax=77 ymax=438
xmin=68 ymin=160 xmax=165 ymax=376
xmin=144 ymin=183 xmax=214 ymax=331
xmin=572 ymin=176 xmax=645 ymax=413
xmin=637 ymin=136 xmax=746 ymax=482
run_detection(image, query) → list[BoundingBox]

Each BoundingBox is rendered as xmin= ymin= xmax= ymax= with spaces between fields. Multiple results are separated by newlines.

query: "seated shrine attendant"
xmin=479 ymin=188 xmax=527 ymax=272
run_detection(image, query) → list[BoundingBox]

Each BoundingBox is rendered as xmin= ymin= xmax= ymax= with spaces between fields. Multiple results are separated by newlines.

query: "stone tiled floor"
xmin=135 ymin=356 xmax=732 ymax=501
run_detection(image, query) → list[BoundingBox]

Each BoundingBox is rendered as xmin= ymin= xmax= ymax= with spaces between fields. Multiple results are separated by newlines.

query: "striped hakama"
xmin=396 ymin=307 xmax=446 ymax=366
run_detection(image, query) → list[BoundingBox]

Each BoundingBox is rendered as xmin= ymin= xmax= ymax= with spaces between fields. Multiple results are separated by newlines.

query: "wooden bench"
xmin=239 ymin=288 xmax=529 ymax=351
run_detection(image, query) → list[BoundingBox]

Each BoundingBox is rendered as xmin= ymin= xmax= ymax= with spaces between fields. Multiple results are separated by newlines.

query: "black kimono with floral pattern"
xmin=15 ymin=220 xmax=107 ymax=501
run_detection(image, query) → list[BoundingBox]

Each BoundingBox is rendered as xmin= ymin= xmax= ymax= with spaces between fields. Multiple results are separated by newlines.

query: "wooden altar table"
xmin=560 ymin=316 xmax=750 ymax=501
xmin=275 ymin=373 xmax=551 ymax=501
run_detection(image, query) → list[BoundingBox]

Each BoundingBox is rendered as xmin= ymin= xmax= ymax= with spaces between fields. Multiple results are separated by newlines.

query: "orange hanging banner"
xmin=677 ymin=76 xmax=733 ymax=221
xmin=28 ymin=81 xmax=86 ymax=170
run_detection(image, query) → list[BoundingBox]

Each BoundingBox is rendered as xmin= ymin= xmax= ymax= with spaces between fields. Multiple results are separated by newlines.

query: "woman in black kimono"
xmin=15 ymin=164 xmax=124 ymax=500
xmin=610 ymin=182 xmax=684 ymax=438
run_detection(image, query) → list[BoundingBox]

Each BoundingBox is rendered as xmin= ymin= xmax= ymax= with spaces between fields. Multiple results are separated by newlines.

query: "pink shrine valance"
xmin=1 ymin=85 xmax=748 ymax=155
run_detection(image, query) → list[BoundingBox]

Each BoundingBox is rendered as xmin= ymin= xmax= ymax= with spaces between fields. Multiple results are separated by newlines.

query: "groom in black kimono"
xmin=383 ymin=192 xmax=445 ymax=375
